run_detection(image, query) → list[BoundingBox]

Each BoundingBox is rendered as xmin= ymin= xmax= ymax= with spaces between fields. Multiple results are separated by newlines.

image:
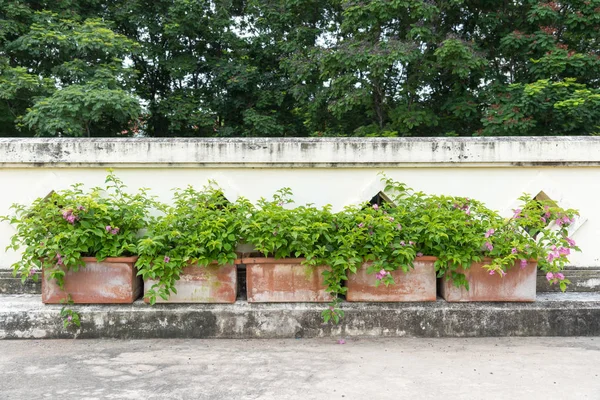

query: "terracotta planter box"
xmin=144 ymin=263 xmax=237 ymax=303
xmin=243 ymin=258 xmax=332 ymax=302
xmin=42 ymin=256 xmax=141 ymax=304
xmin=440 ymin=260 xmax=538 ymax=302
xmin=346 ymin=256 xmax=437 ymax=302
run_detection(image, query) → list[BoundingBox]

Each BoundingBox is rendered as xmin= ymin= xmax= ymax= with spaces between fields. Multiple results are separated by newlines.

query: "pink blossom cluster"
xmin=375 ymin=269 xmax=390 ymax=280
xmin=453 ymin=201 xmax=471 ymax=216
xmin=61 ymin=209 xmax=79 ymax=225
xmin=555 ymin=215 xmax=574 ymax=227
xmin=56 ymin=253 xmax=63 ymax=265
xmin=546 ymin=245 xmax=570 ymax=262
xmin=546 ymin=272 xmax=565 ymax=282
xmin=105 ymin=225 xmax=120 ymax=235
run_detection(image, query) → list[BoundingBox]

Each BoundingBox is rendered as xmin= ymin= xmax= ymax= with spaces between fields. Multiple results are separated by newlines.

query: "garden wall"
xmin=1 ymin=137 xmax=599 ymax=270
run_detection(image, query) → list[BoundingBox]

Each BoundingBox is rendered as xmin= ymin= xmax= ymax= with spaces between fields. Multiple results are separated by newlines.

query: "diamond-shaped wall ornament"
xmin=503 ymin=175 xmax=587 ymax=238
xmin=343 ymin=176 xmax=397 ymax=209
xmin=201 ymin=172 xmax=244 ymax=204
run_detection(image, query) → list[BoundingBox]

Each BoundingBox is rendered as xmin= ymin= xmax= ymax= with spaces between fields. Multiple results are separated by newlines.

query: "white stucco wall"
xmin=1 ymin=137 xmax=598 ymax=269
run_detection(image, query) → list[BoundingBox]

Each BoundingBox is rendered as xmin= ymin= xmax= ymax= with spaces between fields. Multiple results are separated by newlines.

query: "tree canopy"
xmin=1 ymin=0 xmax=599 ymax=137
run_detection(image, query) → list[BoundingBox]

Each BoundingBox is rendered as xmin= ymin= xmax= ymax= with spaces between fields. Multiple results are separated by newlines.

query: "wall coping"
xmin=1 ymin=137 xmax=600 ymax=168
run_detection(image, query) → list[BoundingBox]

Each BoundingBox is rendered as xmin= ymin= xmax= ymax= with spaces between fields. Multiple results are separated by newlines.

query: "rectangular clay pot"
xmin=440 ymin=260 xmax=538 ymax=302
xmin=243 ymin=258 xmax=332 ymax=302
xmin=42 ymin=256 xmax=141 ymax=304
xmin=346 ymin=256 xmax=437 ymax=302
xmin=144 ymin=263 xmax=237 ymax=303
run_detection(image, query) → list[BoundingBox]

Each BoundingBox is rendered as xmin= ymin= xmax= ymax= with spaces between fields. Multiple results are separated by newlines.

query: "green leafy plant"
xmin=379 ymin=175 xmax=580 ymax=291
xmin=136 ymin=182 xmax=249 ymax=304
xmin=1 ymin=171 xmax=154 ymax=289
xmin=239 ymin=189 xmax=346 ymax=321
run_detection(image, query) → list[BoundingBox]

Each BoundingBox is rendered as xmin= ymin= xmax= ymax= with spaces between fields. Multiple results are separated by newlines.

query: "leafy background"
xmin=1 ymin=0 xmax=599 ymax=137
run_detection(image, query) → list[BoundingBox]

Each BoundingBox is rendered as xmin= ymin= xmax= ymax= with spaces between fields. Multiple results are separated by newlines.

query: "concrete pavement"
xmin=0 ymin=337 xmax=599 ymax=400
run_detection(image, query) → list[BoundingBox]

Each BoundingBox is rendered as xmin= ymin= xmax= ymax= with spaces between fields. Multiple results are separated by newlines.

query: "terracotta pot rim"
xmin=183 ymin=262 xmax=238 ymax=268
xmin=242 ymin=255 xmax=438 ymax=265
xmin=474 ymin=257 xmax=538 ymax=264
xmin=81 ymin=256 xmax=139 ymax=262
xmin=242 ymin=257 xmax=308 ymax=265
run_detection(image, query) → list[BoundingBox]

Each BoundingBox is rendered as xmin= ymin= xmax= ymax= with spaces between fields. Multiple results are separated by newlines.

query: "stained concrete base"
xmin=0 ymin=337 xmax=599 ymax=400
xmin=1 ymin=293 xmax=600 ymax=339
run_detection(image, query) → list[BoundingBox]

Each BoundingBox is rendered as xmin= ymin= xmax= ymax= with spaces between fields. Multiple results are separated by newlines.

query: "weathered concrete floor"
xmin=0 ymin=337 xmax=598 ymax=400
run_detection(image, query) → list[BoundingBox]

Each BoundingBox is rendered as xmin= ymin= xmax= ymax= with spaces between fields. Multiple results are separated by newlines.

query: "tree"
xmin=1 ymin=6 xmax=141 ymax=136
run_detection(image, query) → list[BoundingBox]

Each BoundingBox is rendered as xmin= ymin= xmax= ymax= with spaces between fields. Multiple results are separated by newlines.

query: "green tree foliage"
xmin=1 ymin=0 xmax=599 ymax=137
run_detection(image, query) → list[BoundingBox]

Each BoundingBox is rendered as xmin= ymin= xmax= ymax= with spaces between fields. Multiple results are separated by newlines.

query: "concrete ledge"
xmin=0 ymin=272 xmax=41 ymax=295
xmin=1 ymin=293 xmax=599 ymax=339
xmin=1 ymin=137 xmax=600 ymax=167
xmin=537 ymin=269 xmax=600 ymax=292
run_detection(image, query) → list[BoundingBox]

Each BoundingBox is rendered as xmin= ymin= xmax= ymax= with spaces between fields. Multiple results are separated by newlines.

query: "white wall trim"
xmin=1 ymin=137 xmax=600 ymax=168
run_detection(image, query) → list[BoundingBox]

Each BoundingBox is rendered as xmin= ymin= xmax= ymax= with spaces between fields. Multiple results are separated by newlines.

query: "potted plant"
xmin=342 ymin=176 xmax=437 ymax=303
xmin=422 ymin=193 xmax=581 ymax=302
xmin=136 ymin=182 xmax=243 ymax=304
xmin=240 ymin=188 xmax=335 ymax=303
xmin=2 ymin=171 xmax=153 ymax=305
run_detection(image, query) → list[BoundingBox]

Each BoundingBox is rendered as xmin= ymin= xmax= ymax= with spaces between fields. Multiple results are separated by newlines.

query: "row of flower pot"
xmin=41 ymin=256 xmax=538 ymax=305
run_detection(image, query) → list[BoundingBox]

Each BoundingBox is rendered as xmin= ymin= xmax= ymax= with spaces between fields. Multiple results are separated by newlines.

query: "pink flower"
xmin=562 ymin=216 xmax=572 ymax=225
xmin=541 ymin=217 xmax=546 ymax=224
xmin=337 ymin=339 xmax=346 ymax=345
xmin=499 ymin=270 xmax=506 ymax=277
xmin=388 ymin=217 xmax=394 ymax=222
xmin=67 ymin=315 xmax=72 ymax=322
xmin=511 ymin=248 xmax=518 ymax=254
xmin=520 ymin=259 xmax=528 ymax=269
xmin=565 ymin=237 xmax=576 ymax=247
xmin=396 ymin=224 xmax=402 ymax=230
xmin=513 ymin=209 xmax=522 ymax=219
xmin=489 ymin=270 xmax=495 ymax=275
xmin=465 ymin=207 xmax=471 ymax=216
xmin=546 ymin=272 xmax=554 ymax=281
xmin=358 ymin=223 xmax=364 ymax=228
xmin=543 ymin=206 xmax=551 ymax=219
xmin=400 ymin=241 xmax=405 ymax=246
xmin=110 ymin=228 xmax=119 ymax=235
xmin=409 ymin=241 xmax=415 ymax=246
xmin=106 ymin=226 xmax=112 ymax=231
xmin=485 ymin=229 xmax=495 ymax=238
xmin=77 ymin=205 xmax=84 ymax=210
xmin=485 ymin=242 xmax=494 ymax=251
xmin=558 ymin=247 xmax=570 ymax=256
xmin=372 ymin=204 xmax=379 ymax=210
xmin=375 ymin=269 xmax=387 ymax=280
xmin=547 ymin=253 xmax=556 ymax=262
xmin=56 ymin=253 xmax=63 ymax=266
xmin=556 ymin=272 xmax=565 ymax=280
xmin=416 ymin=252 xmax=423 ymax=257
xmin=163 ymin=256 xmax=170 ymax=263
